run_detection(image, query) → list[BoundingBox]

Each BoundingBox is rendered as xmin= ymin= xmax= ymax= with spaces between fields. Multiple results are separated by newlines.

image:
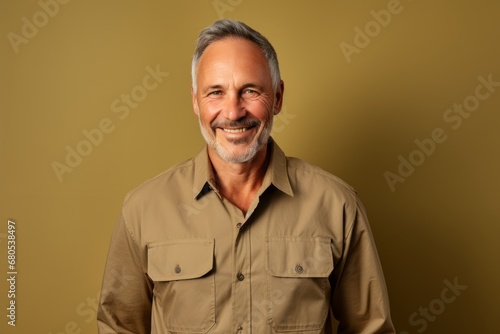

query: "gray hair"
xmin=191 ymin=19 xmax=281 ymax=93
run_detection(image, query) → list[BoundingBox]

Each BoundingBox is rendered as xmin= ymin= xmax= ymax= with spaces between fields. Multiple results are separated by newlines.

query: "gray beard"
xmin=197 ymin=115 xmax=273 ymax=163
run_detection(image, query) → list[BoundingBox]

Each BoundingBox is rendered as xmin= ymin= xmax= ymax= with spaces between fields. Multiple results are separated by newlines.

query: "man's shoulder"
xmin=285 ymin=156 xmax=357 ymax=199
xmin=123 ymin=157 xmax=195 ymax=204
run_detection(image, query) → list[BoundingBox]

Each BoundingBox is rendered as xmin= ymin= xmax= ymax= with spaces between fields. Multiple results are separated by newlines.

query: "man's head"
xmin=192 ymin=20 xmax=281 ymax=94
xmin=191 ymin=20 xmax=284 ymax=164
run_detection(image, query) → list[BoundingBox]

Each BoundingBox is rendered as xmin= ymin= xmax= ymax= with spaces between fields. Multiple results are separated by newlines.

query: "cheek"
xmin=199 ymin=101 xmax=221 ymax=123
xmin=251 ymin=99 xmax=275 ymax=120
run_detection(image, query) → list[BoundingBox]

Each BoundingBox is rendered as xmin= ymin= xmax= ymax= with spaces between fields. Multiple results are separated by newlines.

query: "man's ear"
xmin=191 ymin=86 xmax=199 ymax=116
xmin=273 ymin=80 xmax=285 ymax=115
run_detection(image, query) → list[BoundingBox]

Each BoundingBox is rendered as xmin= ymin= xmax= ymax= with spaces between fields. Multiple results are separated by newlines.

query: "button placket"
xmin=227 ymin=204 xmax=250 ymax=333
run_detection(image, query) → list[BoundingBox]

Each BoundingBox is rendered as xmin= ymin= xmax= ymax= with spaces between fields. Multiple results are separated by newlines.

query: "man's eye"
xmin=209 ymin=91 xmax=222 ymax=96
xmin=243 ymin=89 xmax=258 ymax=96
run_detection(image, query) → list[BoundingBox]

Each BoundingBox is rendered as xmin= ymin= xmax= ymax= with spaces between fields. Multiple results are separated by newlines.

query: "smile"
xmin=222 ymin=127 xmax=250 ymax=133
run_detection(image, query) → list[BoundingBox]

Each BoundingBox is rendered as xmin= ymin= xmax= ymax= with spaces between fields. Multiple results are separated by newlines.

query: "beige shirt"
xmin=97 ymin=140 xmax=395 ymax=334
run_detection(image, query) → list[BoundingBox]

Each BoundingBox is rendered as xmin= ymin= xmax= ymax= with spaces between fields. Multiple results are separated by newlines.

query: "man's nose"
xmin=222 ymin=93 xmax=246 ymax=121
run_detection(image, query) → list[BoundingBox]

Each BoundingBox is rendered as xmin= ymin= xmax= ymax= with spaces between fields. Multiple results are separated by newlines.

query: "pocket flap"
xmin=147 ymin=238 xmax=214 ymax=281
xmin=267 ymin=236 xmax=333 ymax=278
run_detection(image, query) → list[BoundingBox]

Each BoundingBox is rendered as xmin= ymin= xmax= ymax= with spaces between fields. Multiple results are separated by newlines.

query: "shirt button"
xmin=237 ymin=325 xmax=243 ymax=333
xmin=175 ymin=265 xmax=181 ymax=274
xmin=295 ymin=264 xmax=304 ymax=274
xmin=236 ymin=222 xmax=242 ymax=228
xmin=237 ymin=273 xmax=245 ymax=281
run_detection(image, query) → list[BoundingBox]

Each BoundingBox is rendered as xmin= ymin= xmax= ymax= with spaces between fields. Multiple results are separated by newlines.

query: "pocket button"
xmin=295 ymin=264 xmax=304 ymax=274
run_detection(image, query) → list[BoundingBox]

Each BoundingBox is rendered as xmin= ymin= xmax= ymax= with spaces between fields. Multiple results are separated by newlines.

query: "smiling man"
xmin=98 ymin=20 xmax=395 ymax=334
xmin=193 ymin=35 xmax=282 ymax=214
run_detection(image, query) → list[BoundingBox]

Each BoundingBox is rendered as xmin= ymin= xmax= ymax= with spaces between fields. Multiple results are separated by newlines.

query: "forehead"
xmin=196 ymin=37 xmax=271 ymax=85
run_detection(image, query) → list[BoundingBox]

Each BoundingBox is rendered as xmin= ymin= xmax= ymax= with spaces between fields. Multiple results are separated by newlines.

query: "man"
xmin=98 ymin=19 xmax=395 ymax=333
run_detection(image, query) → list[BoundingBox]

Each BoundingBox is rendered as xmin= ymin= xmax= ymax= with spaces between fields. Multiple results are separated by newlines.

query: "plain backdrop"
xmin=1 ymin=0 xmax=499 ymax=333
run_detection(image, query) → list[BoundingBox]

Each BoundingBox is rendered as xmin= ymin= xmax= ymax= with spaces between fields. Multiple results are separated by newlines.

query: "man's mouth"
xmin=222 ymin=127 xmax=250 ymax=133
xmin=212 ymin=119 xmax=261 ymax=134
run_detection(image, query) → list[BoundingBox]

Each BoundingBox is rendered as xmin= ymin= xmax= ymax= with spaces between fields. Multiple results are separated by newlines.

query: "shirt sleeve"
xmin=97 ymin=211 xmax=153 ymax=334
xmin=330 ymin=197 xmax=396 ymax=333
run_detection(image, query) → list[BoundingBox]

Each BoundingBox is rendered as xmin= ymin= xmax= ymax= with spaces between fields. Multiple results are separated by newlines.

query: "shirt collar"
xmin=192 ymin=138 xmax=294 ymax=199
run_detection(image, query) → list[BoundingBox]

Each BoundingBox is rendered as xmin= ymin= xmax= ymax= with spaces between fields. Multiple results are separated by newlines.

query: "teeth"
xmin=223 ymin=128 xmax=248 ymax=133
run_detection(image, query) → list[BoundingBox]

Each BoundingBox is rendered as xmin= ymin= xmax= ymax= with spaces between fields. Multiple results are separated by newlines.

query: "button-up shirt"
xmin=97 ymin=140 xmax=395 ymax=333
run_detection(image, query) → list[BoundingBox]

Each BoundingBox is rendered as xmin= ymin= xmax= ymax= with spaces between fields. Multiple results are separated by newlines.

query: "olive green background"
xmin=1 ymin=0 xmax=499 ymax=333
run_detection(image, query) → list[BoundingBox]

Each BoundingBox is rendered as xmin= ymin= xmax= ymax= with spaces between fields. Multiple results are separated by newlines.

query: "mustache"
xmin=211 ymin=118 xmax=261 ymax=129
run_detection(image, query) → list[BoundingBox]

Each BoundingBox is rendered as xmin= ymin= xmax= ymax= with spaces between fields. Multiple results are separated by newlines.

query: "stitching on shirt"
xmin=124 ymin=158 xmax=196 ymax=203
xmin=121 ymin=210 xmax=139 ymax=246
xmin=266 ymin=237 xmax=331 ymax=330
xmin=286 ymin=158 xmax=360 ymax=244
xmin=344 ymin=198 xmax=364 ymax=243
xmin=286 ymin=157 xmax=357 ymax=195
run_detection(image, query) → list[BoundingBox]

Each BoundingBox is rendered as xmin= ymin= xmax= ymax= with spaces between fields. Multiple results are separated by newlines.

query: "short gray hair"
xmin=191 ymin=19 xmax=281 ymax=93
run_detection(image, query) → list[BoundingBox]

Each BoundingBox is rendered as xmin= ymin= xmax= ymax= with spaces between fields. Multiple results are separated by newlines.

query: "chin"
xmin=214 ymin=142 xmax=261 ymax=163
xmin=198 ymin=116 xmax=272 ymax=163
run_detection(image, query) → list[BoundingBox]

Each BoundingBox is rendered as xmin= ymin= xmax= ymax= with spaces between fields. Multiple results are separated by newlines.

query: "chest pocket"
xmin=147 ymin=238 xmax=215 ymax=334
xmin=266 ymin=236 xmax=334 ymax=332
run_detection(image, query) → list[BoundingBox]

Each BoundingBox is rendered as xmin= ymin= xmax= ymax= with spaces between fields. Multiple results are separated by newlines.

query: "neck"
xmin=208 ymin=145 xmax=270 ymax=215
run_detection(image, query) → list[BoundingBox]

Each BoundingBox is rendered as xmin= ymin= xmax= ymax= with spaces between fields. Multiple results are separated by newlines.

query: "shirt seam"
xmin=120 ymin=208 xmax=140 ymax=246
xmin=124 ymin=159 xmax=195 ymax=203
xmin=287 ymin=162 xmax=356 ymax=194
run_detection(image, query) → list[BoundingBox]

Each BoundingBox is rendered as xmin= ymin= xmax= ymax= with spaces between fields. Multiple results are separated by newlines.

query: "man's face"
xmin=192 ymin=37 xmax=283 ymax=163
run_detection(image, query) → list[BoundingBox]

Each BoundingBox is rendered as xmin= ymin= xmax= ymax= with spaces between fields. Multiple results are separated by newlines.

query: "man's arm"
xmin=330 ymin=198 xmax=395 ymax=333
xmin=97 ymin=212 xmax=153 ymax=334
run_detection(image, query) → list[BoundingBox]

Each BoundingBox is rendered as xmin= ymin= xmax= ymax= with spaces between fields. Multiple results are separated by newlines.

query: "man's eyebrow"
xmin=240 ymin=83 xmax=265 ymax=91
xmin=202 ymin=84 xmax=224 ymax=94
